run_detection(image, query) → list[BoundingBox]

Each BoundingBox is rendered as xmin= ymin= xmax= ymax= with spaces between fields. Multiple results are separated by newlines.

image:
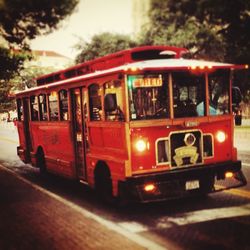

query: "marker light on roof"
xmin=131 ymin=67 xmax=138 ymax=72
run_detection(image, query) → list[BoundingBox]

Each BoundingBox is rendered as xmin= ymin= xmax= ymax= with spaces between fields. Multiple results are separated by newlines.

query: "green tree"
xmin=75 ymin=32 xmax=138 ymax=63
xmin=0 ymin=0 xmax=79 ymax=112
xmin=0 ymin=47 xmax=29 ymax=111
xmin=0 ymin=0 xmax=79 ymax=48
xmin=140 ymin=0 xmax=250 ymax=63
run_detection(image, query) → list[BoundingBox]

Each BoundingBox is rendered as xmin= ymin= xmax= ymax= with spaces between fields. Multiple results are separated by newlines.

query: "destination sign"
xmin=131 ymin=75 xmax=163 ymax=88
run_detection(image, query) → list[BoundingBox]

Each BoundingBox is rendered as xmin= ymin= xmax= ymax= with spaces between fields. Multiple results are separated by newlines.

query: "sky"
xmin=30 ymin=0 xmax=133 ymax=59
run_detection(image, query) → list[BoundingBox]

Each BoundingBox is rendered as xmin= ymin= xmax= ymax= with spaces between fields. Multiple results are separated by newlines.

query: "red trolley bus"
xmin=16 ymin=46 xmax=247 ymax=202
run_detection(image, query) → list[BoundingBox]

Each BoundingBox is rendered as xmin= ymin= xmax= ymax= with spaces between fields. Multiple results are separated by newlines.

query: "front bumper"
xmin=118 ymin=161 xmax=247 ymax=203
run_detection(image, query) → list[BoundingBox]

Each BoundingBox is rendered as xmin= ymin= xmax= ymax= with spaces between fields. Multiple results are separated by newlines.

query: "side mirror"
xmin=104 ymin=93 xmax=117 ymax=112
xmin=232 ymin=86 xmax=242 ymax=105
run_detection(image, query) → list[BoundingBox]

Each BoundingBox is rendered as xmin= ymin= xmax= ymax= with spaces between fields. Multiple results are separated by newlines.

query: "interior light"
xmin=216 ymin=131 xmax=226 ymax=143
xmin=144 ymin=183 xmax=156 ymax=192
xmin=225 ymin=172 xmax=234 ymax=178
xmin=135 ymin=139 xmax=147 ymax=152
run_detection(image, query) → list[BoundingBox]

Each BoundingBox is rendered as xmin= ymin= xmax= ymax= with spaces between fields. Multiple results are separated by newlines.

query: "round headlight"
xmin=216 ymin=131 xmax=226 ymax=143
xmin=135 ymin=139 xmax=147 ymax=152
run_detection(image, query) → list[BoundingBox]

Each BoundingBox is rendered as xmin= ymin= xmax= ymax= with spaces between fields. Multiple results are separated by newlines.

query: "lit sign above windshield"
xmin=129 ymin=75 xmax=163 ymax=88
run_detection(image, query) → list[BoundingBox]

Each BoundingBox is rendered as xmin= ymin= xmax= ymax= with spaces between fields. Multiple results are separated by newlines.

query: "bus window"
xmin=89 ymin=84 xmax=102 ymax=121
xmin=127 ymin=74 xmax=169 ymax=120
xmin=208 ymin=69 xmax=230 ymax=115
xmin=48 ymin=91 xmax=59 ymax=121
xmin=172 ymin=72 xmax=205 ymax=118
xmin=17 ymin=99 xmax=23 ymax=121
xmin=38 ymin=94 xmax=48 ymax=121
xmin=59 ymin=89 xmax=68 ymax=121
xmin=30 ymin=96 xmax=39 ymax=121
xmin=104 ymin=80 xmax=124 ymax=121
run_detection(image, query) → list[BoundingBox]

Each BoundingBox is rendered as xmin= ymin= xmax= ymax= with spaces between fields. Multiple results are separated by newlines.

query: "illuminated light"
xmin=144 ymin=183 xmax=156 ymax=192
xmin=135 ymin=139 xmax=147 ymax=152
xmin=208 ymin=65 xmax=213 ymax=69
xmin=191 ymin=66 xmax=197 ymax=70
xmin=199 ymin=65 xmax=205 ymax=70
xmin=225 ymin=172 xmax=234 ymax=178
xmin=245 ymin=65 xmax=249 ymax=69
xmin=216 ymin=131 xmax=226 ymax=143
xmin=131 ymin=67 xmax=138 ymax=72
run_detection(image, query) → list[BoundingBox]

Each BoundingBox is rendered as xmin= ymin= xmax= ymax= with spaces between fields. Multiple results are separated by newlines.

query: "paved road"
xmin=0 ymin=123 xmax=250 ymax=249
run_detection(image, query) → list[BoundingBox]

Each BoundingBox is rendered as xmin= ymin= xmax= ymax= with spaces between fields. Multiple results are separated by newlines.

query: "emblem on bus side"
xmin=173 ymin=133 xmax=199 ymax=166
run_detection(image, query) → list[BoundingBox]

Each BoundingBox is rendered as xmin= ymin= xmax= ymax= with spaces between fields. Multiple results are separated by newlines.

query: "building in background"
xmin=132 ymin=0 xmax=150 ymax=35
xmin=29 ymin=50 xmax=73 ymax=70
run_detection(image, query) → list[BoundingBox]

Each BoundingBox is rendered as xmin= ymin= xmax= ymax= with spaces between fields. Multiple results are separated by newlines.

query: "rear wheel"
xmin=36 ymin=147 xmax=47 ymax=175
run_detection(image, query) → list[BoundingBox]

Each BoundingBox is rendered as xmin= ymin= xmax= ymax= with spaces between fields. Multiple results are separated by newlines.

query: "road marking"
xmin=223 ymin=188 xmax=250 ymax=199
xmin=0 ymin=136 xmax=18 ymax=144
xmin=0 ymin=164 xmax=165 ymax=250
xmin=242 ymin=162 xmax=250 ymax=167
xmin=118 ymin=221 xmax=149 ymax=233
xmin=157 ymin=204 xmax=250 ymax=227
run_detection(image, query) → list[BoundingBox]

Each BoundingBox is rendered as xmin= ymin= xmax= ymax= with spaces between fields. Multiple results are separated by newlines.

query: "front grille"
xmin=170 ymin=130 xmax=203 ymax=168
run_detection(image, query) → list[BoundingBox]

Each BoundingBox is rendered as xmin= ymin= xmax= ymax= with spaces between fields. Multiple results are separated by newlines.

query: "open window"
xmin=104 ymin=80 xmax=124 ymax=121
xmin=88 ymin=84 xmax=102 ymax=121
xmin=59 ymin=89 xmax=69 ymax=121
xmin=30 ymin=96 xmax=39 ymax=121
xmin=38 ymin=94 xmax=48 ymax=121
xmin=17 ymin=98 xmax=23 ymax=121
xmin=48 ymin=91 xmax=59 ymax=121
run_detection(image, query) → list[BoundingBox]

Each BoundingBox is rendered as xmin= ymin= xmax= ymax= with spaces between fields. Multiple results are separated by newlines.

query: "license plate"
xmin=185 ymin=180 xmax=200 ymax=190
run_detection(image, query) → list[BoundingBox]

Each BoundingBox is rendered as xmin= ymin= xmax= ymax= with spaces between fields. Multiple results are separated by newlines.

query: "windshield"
xmin=127 ymin=70 xmax=230 ymax=121
xmin=172 ymin=72 xmax=206 ymax=118
xmin=127 ymin=74 xmax=169 ymax=120
xmin=208 ymin=69 xmax=230 ymax=115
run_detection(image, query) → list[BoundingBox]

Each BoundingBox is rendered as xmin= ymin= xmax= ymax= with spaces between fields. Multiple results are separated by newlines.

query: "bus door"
xmin=23 ymin=97 xmax=32 ymax=162
xmin=71 ymin=88 xmax=87 ymax=180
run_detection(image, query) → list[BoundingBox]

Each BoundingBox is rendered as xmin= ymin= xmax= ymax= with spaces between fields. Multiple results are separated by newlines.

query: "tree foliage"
xmin=75 ymin=32 xmax=138 ymax=63
xmin=0 ymin=0 xmax=79 ymax=112
xmin=0 ymin=0 xmax=79 ymax=48
xmin=140 ymin=0 xmax=250 ymax=64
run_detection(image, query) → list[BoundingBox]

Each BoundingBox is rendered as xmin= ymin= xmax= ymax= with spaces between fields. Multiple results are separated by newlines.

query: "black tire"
xmin=94 ymin=164 xmax=114 ymax=204
xmin=36 ymin=148 xmax=47 ymax=175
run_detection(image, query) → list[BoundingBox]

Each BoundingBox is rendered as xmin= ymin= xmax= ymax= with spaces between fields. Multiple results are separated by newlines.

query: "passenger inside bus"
xmin=104 ymin=93 xmax=124 ymax=121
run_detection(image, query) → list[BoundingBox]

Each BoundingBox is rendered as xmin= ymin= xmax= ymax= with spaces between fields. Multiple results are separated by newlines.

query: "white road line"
xmin=242 ymin=162 xmax=250 ymax=167
xmin=118 ymin=221 xmax=149 ymax=233
xmin=156 ymin=204 xmax=250 ymax=228
xmin=0 ymin=165 xmax=165 ymax=250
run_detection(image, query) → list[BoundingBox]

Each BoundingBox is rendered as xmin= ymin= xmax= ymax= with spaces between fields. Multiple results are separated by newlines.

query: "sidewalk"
xmin=0 ymin=165 xmax=148 ymax=250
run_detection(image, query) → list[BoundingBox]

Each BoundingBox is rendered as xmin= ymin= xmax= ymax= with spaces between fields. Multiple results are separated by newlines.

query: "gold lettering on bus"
xmin=173 ymin=146 xmax=199 ymax=166
xmin=132 ymin=76 xmax=163 ymax=88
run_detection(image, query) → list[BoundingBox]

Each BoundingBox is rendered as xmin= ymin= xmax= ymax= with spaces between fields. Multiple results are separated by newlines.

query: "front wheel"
xmin=36 ymin=148 xmax=47 ymax=175
xmin=94 ymin=165 xmax=114 ymax=204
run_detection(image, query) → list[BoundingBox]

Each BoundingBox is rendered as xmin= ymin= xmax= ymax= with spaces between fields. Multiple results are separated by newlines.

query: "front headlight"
xmin=216 ymin=131 xmax=226 ymax=143
xmin=135 ymin=139 xmax=147 ymax=152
